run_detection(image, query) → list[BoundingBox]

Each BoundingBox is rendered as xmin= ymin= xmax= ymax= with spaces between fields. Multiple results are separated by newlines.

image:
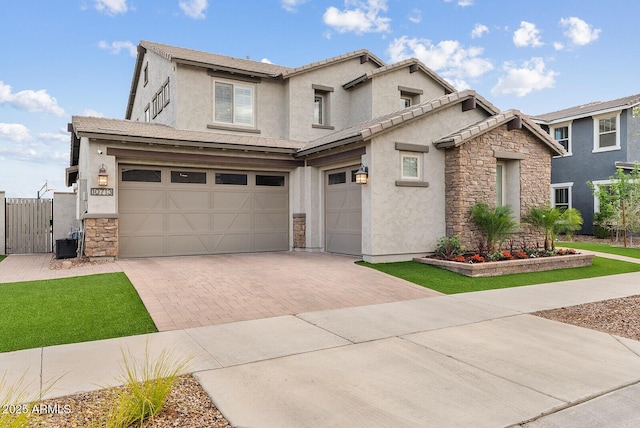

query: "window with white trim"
xmin=551 ymin=183 xmax=573 ymax=211
xmin=314 ymin=94 xmax=325 ymax=125
xmin=593 ymin=113 xmax=620 ymax=152
xmin=591 ymin=179 xmax=612 ymax=214
xmin=551 ymin=123 xmax=571 ymax=155
xmin=214 ymin=81 xmax=254 ymax=126
xmin=401 ymin=154 xmax=420 ymax=180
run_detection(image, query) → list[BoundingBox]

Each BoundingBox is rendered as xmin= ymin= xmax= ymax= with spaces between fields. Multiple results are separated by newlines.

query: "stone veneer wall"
xmin=445 ymin=125 xmax=551 ymax=250
xmin=84 ymin=217 xmax=118 ymax=258
xmin=293 ymin=213 xmax=306 ymax=249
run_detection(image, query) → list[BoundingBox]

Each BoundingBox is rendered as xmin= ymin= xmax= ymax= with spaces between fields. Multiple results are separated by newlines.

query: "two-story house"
xmin=533 ymin=94 xmax=640 ymax=234
xmin=66 ymin=41 xmax=563 ymax=261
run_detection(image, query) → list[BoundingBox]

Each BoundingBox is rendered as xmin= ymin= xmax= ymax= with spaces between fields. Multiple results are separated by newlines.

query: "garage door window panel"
xmin=171 ymin=171 xmax=206 ymax=184
xmin=216 ymin=173 xmax=248 ymax=185
xmin=256 ymin=175 xmax=286 ymax=187
xmin=328 ymin=172 xmax=346 ymax=185
xmin=122 ymin=169 xmax=162 ymax=182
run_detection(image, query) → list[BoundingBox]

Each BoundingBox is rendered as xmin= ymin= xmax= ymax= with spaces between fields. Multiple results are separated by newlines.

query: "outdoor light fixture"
xmin=355 ymin=164 xmax=368 ymax=184
xmin=98 ymin=164 xmax=109 ymax=187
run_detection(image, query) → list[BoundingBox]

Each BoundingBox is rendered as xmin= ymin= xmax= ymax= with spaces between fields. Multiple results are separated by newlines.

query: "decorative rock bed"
xmin=413 ymin=253 xmax=594 ymax=277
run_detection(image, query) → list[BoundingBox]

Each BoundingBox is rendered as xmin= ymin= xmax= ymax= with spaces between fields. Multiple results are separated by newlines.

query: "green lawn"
xmin=0 ymin=255 xmax=6 ymax=263
xmin=357 ymin=256 xmax=640 ymax=294
xmin=558 ymin=241 xmax=640 ymax=259
xmin=0 ymin=273 xmax=157 ymax=352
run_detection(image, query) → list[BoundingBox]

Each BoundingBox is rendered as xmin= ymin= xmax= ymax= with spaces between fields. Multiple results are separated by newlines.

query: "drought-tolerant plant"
xmin=523 ymin=205 xmax=583 ymax=251
xmin=434 ymin=236 xmax=465 ymax=260
xmin=470 ymin=202 xmax=519 ymax=253
xmin=0 ymin=373 xmax=33 ymax=428
xmin=92 ymin=344 xmax=192 ymax=428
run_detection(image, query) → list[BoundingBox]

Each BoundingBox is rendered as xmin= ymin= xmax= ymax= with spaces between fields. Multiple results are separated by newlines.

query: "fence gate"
xmin=5 ymin=198 xmax=53 ymax=254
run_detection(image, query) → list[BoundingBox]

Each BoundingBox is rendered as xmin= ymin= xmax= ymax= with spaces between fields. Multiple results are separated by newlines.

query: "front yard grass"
xmin=0 ymin=255 xmax=6 ymax=263
xmin=558 ymin=241 xmax=640 ymax=259
xmin=0 ymin=273 xmax=157 ymax=352
xmin=357 ymin=256 xmax=640 ymax=294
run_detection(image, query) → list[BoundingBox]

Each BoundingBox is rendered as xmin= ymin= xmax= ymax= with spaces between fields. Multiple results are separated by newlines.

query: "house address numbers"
xmin=90 ymin=187 xmax=114 ymax=196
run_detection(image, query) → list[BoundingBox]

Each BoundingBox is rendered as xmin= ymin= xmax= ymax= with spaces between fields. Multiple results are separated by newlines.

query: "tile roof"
xmin=280 ymin=49 xmax=385 ymax=78
xmin=433 ymin=109 xmax=565 ymax=156
xmin=298 ymin=90 xmax=499 ymax=154
xmin=71 ymin=116 xmax=304 ymax=152
xmin=532 ymin=93 xmax=640 ymax=123
xmin=140 ymin=41 xmax=292 ymax=77
xmin=342 ymin=58 xmax=456 ymax=94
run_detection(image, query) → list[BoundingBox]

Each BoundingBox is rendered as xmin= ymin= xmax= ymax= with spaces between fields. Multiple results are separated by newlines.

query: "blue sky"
xmin=1 ymin=0 xmax=637 ymax=197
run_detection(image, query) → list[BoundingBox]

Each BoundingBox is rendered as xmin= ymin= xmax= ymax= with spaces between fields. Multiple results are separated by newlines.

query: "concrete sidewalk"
xmin=2 ymin=269 xmax=640 ymax=427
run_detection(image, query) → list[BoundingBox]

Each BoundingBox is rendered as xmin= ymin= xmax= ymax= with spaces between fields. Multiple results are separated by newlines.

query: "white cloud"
xmin=179 ymin=0 xmax=208 ymax=19
xmin=444 ymin=0 xmax=474 ymax=6
xmin=0 ymin=81 xmax=65 ymax=116
xmin=82 ymin=108 xmax=106 ymax=117
xmin=513 ymin=21 xmax=543 ymax=47
xmin=471 ymin=23 xmax=489 ymax=39
xmin=93 ymin=0 xmax=128 ymax=15
xmin=408 ymin=9 xmax=422 ymax=24
xmin=553 ymin=42 xmax=564 ymax=51
xmin=98 ymin=40 xmax=137 ymax=57
xmin=281 ymin=0 xmax=308 ymax=12
xmin=323 ymin=0 xmax=391 ymax=34
xmin=387 ymin=36 xmax=493 ymax=90
xmin=560 ymin=17 xmax=601 ymax=46
xmin=491 ymin=57 xmax=557 ymax=97
xmin=0 ymin=123 xmax=32 ymax=143
xmin=261 ymin=58 xmax=273 ymax=64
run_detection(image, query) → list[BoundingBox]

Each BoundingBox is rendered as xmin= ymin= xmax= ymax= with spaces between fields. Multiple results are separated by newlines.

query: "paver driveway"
xmin=116 ymin=252 xmax=440 ymax=331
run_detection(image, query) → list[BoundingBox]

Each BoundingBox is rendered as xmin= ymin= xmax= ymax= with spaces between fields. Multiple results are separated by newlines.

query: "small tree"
xmin=589 ymin=163 xmax=640 ymax=247
xmin=470 ymin=202 xmax=519 ymax=253
xmin=523 ymin=205 xmax=583 ymax=251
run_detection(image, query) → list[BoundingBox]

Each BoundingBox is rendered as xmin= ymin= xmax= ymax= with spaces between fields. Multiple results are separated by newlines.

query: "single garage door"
xmin=325 ymin=166 xmax=362 ymax=255
xmin=118 ymin=166 xmax=288 ymax=257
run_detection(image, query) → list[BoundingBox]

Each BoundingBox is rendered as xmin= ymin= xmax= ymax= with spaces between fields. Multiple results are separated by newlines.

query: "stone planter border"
xmin=413 ymin=253 xmax=594 ymax=277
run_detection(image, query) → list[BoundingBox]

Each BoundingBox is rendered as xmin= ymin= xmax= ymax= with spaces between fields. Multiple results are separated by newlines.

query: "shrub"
xmin=470 ymin=202 xmax=519 ymax=253
xmin=523 ymin=205 xmax=583 ymax=251
xmin=469 ymin=254 xmax=485 ymax=263
xmin=434 ymin=236 xmax=465 ymax=260
xmin=514 ymin=251 xmax=528 ymax=259
xmin=452 ymin=255 xmax=466 ymax=263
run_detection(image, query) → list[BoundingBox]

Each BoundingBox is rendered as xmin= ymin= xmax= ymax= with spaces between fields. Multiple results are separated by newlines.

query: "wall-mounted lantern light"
xmin=355 ymin=164 xmax=368 ymax=184
xmin=98 ymin=164 xmax=109 ymax=187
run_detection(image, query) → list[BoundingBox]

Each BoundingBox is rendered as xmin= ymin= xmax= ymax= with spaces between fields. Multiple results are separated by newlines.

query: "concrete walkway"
xmin=1 ymin=251 xmax=640 ymax=426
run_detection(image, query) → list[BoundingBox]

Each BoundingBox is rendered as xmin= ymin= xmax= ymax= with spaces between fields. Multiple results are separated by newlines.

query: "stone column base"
xmin=84 ymin=217 xmax=118 ymax=258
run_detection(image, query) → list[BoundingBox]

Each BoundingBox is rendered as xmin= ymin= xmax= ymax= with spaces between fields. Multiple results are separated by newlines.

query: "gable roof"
xmin=433 ymin=109 xmax=565 ymax=156
xmin=297 ymin=90 xmax=499 ymax=156
xmin=71 ymin=116 xmax=303 ymax=152
xmin=281 ymin=49 xmax=385 ymax=79
xmin=140 ymin=41 xmax=291 ymax=77
xmin=532 ymin=93 xmax=640 ymax=124
xmin=342 ymin=58 xmax=456 ymax=94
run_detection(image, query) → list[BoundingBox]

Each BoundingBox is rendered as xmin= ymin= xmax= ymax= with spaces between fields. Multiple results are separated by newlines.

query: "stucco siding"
xmin=129 ymin=50 xmax=176 ymax=127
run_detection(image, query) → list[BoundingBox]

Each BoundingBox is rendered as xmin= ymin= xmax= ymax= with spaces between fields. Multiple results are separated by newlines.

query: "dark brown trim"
xmin=507 ymin=117 xmax=522 ymax=131
xmin=409 ymin=63 xmax=419 ymax=73
xmin=462 ymin=97 xmax=476 ymax=112
xmin=107 ymin=147 xmax=304 ymax=168
xmin=395 ymin=142 xmax=429 ymax=153
xmin=360 ymin=53 xmax=369 ymax=64
xmin=306 ymin=147 xmax=366 ymax=167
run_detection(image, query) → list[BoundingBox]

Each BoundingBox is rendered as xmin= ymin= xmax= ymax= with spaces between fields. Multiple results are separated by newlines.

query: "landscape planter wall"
xmin=413 ymin=253 xmax=594 ymax=277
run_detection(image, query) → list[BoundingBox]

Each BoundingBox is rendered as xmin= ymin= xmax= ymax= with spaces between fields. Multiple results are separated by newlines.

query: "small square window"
xmin=401 ymin=155 xmax=420 ymax=179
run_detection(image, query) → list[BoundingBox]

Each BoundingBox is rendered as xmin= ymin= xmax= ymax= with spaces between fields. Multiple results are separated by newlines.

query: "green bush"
xmin=434 ymin=236 xmax=465 ymax=259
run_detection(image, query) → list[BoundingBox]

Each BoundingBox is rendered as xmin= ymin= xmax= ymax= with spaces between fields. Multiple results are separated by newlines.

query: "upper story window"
xmin=214 ymin=81 xmax=254 ymax=126
xmin=144 ymin=105 xmax=150 ymax=122
xmin=398 ymin=86 xmax=422 ymax=110
xmin=312 ymin=84 xmax=333 ymax=129
xmin=143 ymin=63 xmax=148 ymax=87
xmin=593 ymin=112 xmax=620 ymax=152
xmin=401 ymin=154 xmax=421 ymax=180
xmin=551 ymin=123 xmax=571 ymax=156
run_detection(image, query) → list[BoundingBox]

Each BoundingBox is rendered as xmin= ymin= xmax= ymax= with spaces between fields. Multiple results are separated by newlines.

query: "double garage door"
xmin=118 ymin=166 xmax=288 ymax=257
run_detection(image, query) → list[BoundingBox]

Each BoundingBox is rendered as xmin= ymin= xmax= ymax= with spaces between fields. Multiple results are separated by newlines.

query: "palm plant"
xmin=523 ymin=205 xmax=583 ymax=251
xmin=470 ymin=202 xmax=519 ymax=253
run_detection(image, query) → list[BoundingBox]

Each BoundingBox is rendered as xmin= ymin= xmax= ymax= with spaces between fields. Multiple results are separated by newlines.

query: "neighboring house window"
xmin=593 ymin=113 xmax=621 ymax=152
xmin=496 ymin=162 xmax=505 ymax=206
xmin=398 ymin=86 xmax=422 ymax=109
xmin=401 ymin=96 xmax=412 ymax=109
xmin=591 ymin=179 xmax=612 ymax=214
xmin=551 ymin=123 xmax=571 ymax=155
xmin=214 ymin=81 xmax=254 ymax=126
xmin=143 ymin=63 xmax=148 ymax=87
xmin=401 ymin=154 xmax=420 ymax=180
xmin=551 ymin=183 xmax=573 ymax=211
xmin=144 ymin=104 xmax=150 ymax=122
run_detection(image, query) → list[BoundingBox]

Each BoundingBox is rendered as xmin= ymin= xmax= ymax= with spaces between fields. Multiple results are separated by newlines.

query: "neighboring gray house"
xmin=66 ymin=41 xmax=562 ymax=261
xmin=533 ymin=94 xmax=640 ymax=234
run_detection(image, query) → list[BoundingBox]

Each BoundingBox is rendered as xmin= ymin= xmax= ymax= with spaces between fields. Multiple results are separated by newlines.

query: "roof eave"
xmin=125 ymin=44 xmax=147 ymax=120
